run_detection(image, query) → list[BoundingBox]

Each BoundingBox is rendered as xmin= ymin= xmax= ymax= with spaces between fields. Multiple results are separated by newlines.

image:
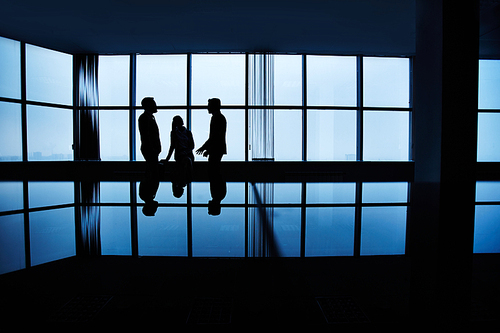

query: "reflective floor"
xmin=1 ymin=181 xmax=410 ymax=274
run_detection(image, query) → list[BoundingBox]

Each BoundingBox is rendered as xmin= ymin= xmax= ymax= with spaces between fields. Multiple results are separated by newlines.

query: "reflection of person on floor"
xmin=163 ymin=115 xmax=195 ymax=198
xmin=209 ymin=173 xmax=227 ymax=216
xmin=138 ymin=97 xmax=161 ymax=215
xmin=195 ymin=98 xmax=227 ymax=179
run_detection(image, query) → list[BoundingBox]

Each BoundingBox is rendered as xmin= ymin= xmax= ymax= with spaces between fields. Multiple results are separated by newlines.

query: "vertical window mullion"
xmin=186 ymin=53 xmax=193 ymax=258
xmin=129 ymin=54 xmax=138 ymax=257
xmin=302 ymin=54 xmax=307 ymax=162
xmin=357 ymin=56 xmax=363 ymax=162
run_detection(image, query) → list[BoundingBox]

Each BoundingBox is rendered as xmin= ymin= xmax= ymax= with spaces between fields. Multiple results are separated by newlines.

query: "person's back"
xmin=172 ymin=125 xmax=194 ymax=162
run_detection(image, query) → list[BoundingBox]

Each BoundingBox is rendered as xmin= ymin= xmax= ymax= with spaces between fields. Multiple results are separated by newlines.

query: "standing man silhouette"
xmin=196 ymin=98 xmax=227 ymax=178
xmin=138 ymin=97 xmax=161 ymax=213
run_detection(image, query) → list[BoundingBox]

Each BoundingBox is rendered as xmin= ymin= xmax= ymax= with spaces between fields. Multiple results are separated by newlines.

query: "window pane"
xmin=477 ymin=112 xmax=500 ymax=161
xmin=479 ymin=60 xmax=500 ymax=109
xmin=274 ymin=207 xmax=301 ymax=257
xmin=362 ymin=182 xmax=408 ymax=203
xmin=274 ymin=110 xmax=302 ymax=161
xmin=0 ymin=214 xmax=25 ymax=274
xmin=100 ymin=110 xmax=129 ymax=161
xmin=361 ymin=207 xmax=406 ymax=255
xmin=98 ymin=55 xmax=129 ymax=106
xmin=307 ymin=110 xmax=356 ymax=161
xmin=363 ymin=111 xmax=409 ymax=161
xmin=0 ymin=102 xmax=22 ymax=161
xmin=306 ymin=183 xmax=356 ymax=204
xmin=136 ymin=110 xmax=184 ymax=161
xmin=274 ymin=55 xmax=302 ymax=106
xmin=0 ymin=36 xmax=21 ymax=99
xmin=474 ymin=205 xmax=500 ymax=253
xmin=138 ymin=207 xmax=188 ymax=256
xmin=192 ymin=207 xmax=245 ymax=257
xmin=26 ymin=44 xmax=72 ymax=105
xmin=0 ymin=181 xmax=23 ymax=212
xmin=191 ymin=54 xmax=245 ymax=105
xmin=136 ymin=55 xmax=187 ymax=106
xmin=305 ymin=207 xmax=355 ymax=256
xmin=28 ymin=181 xmax=74 ymax=208
xmin=27 ymin=105 xmax=73 ymax=161
xmin=101 ymin=207 xmax=131 ymax=256
xmin=363 ymin=57 xmax=409 ymax=108
xmin=307 ymin=55 xmax=356 ymax=106
xmin=30 ymin=207 xmax=76 ymax=266
xmin=476 ymin=181 xmax=500 ymax=202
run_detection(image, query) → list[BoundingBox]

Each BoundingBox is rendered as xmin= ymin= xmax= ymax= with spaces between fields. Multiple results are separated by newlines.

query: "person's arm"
xmin=165 ymin=131 xmax=175 ymax=161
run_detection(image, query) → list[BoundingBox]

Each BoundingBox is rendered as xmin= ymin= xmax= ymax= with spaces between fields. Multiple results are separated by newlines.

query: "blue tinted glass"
xmin=306 ymin=183 xmax=356 ymax=204
xmin=363 ymin=111 xmax=409 ymax=161
xmin=100 ymin=110 xmax=129 ymax=161
xmin=27 ymin=105 xmax=73 ymax=161
xmin=0 ymin=102 xmax=22 ymax=161
xmin=474 ymin=205 xmax=500 ymax=253
xmin=307 ymin=55 xmax=357 ymax=106
xmin=0 ymin=36 xmax=21 ymax=99
xmin=274 ymin=110 xmax=302 ymax=161
xmin=136 ymin=54 xmax=187 ymax=106
xmin=363 ymin=57 xmax=409 ymax=108
xmin=100 ymin=207 xmax=131 ymax=256
xmin=274 ymin=55 xmax=302 ymax=106
xmin=29 ymin=207 xmax=76 ymax=266
xmin=138 ymin=207 xmax=187 ymax=256
xmin=0 ymin=181 xmax=23 ymax=212
xmin=477 ymin=112 xmax=500 ymax=162
xmin=479 ymin=60 xmax=500 ymax=109
xmin=26 ymin=44 xmax=72 ymax=105
xmin=98 ymin=55 xmax=129 ymax=106
xmin=273 ymin=208 xmax=301 ymax=257
xmin=360 ymin=207 xmax=406 ymax=255
xmin=0 ymin=214 xmax=25 ymax=274
xmin=100 ymin=182 xmax=130 ymax=203
xmin=191 ymin=54 xmax=245 ymax=106
xmin=307 ymin=110 xmax=356 ymax=161
xmin=274 ymin=183 xmax=301 ymax=204
xmin=192 ymin=207 xmax=245 ymax=257
xmin=362 ymin=182 xmax=408 ymax=203
xmin=28 ymin=182 xmax=74 ymax=208
xmin=476 ymin=181 xmax=500 ymax=202
xmin=305 ymin=207 xmax=355 ymax=256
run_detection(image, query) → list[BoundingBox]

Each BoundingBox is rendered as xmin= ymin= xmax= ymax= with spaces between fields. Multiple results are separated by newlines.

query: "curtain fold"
xmin=75 ymin=54 xmax=100 ymax=161
xmin=75 ymin=54 xmax=101 ymax=256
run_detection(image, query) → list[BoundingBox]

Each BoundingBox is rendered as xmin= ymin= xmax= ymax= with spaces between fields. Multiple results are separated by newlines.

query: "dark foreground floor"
xmin=0 ymin=254 xmax=498 ymax=329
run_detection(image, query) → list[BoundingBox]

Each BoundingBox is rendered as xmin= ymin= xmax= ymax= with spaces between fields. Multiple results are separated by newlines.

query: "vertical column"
xmin=411 ymin=0 xmax=479 ymax=325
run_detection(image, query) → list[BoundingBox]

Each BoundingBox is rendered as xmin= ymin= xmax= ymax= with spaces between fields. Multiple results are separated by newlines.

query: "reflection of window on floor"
xmin=474 ymin=182 xmax=500 ymax=254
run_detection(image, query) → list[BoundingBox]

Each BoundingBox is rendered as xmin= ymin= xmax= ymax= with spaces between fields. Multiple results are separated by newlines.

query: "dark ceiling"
xmin=0 ymin=0 xmax=499 ymax=57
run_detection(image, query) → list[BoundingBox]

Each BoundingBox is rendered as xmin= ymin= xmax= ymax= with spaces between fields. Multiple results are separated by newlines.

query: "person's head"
xmin=141 ymin=97 xmax=157 ymax=114
xmin=172 ymin=115 xmax=184 ymax=130
xmin=207 ymin=98 xmax=221 ymax=114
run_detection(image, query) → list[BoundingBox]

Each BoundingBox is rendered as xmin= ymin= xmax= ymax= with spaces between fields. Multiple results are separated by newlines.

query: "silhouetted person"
xmin=138 ymin=97 xmax=161 ymax=215
xmin=195 ymin=98 xmax=227 ymax=179
xmin=139 ymin=97 xmax=161 ymax=178
xmin=208 ymin=173 xmax=227 ymax=216
xmin=164 ymin=115 xmax=195 ymax=186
